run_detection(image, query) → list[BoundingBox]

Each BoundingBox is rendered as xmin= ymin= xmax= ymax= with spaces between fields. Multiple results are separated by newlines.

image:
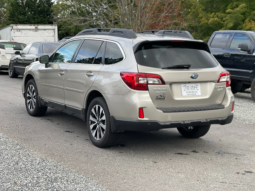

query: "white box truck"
xmin=0 ymin=24 xmax=58 ymax=44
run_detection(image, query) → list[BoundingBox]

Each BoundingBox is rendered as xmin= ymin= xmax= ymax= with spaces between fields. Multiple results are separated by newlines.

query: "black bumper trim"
xmin=157 ymin=104 xmax=225 ymax=113
xmin=110 ymin=114 xmax=234 ymax=132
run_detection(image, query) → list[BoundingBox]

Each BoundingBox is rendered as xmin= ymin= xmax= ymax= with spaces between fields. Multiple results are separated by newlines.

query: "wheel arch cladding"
xmin=25 ymin=74 xmax=35 ymax=86
xmin=85 ymin=90 xmax=109 ymax=113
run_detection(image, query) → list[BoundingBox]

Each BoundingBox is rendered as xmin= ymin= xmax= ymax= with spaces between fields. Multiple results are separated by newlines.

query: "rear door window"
xmin=74 ymin=40 xmax=103 ymax=64
xmin=210 ymin=33 xmax=231 ymax=48
xmin=135 ymin=41 xmax=218 ymax=69
xmin=105 ymin=42 xmax=124 ymax=64
xmin=51 ymin=40 xmax=82 ymax=63
xmin=230 ymin=34 xmax=252 ymax=49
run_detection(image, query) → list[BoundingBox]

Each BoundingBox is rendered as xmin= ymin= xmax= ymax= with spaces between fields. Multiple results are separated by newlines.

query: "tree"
xmin=8 ymin=0 xmax=54 ymax=24
xmin=184 ymin=0 xmax=255 ymax=41
xmin=0 ymin=0 xmax=10 ymax=28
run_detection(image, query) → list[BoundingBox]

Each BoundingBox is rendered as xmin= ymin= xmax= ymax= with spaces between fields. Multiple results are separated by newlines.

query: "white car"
xmin=0 ymin=40 xmax=26 ymax=71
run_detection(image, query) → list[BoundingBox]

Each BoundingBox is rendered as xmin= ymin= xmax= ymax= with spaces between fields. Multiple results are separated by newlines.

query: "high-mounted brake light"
xmin=218 ymin=71 xmax=231 ymax=87
xmin=120 ymin=72 xmax=165 ymax=90
xmin=171 ymin=40 xmax=185 ymax=42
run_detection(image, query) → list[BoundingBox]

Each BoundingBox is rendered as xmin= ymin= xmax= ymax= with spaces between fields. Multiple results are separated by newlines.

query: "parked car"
xmin=59 ymin=36 xmax=73 ymax=43
xmin=22 ymin=28 xmax=234 ymax=148
xmin=138 ymin=30 xmax=194 ymax=39
xmin=208 ymin=30 xmax=255 ymax=99
xmin=9 ymin=42 xmax=61 ymax=77
xmin=0 ymin=41 xmax=26 ymax=71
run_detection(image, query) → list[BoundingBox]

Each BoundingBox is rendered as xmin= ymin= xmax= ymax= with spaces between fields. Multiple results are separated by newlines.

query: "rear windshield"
xmin=42 ymin=43 xmax=61 ymax=54
xmin=134 ymin=41 xmax=219 ymax=69
xmin=0 ymin=42 xmax=26 ymax=50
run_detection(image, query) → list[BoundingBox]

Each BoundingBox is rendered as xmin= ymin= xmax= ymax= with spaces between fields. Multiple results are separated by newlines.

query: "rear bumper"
xmin=110 ymin=114 xmax=233 ymax=132
xmin=0 ymin=65 xmax=9 ymax=70
xmin=0 ymin=60 xmax=10 ymax=67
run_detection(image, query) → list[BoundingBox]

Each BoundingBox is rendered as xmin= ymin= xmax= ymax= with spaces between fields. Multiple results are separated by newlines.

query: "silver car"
xmin=22 ymin=28 xmax=234 ymax=148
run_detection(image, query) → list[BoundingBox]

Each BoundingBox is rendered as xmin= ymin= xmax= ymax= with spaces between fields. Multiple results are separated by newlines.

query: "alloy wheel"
xmin=89 ymin=105 xmax=106 ymax=140
xmin=26 ymin=84 xmax=36 ymax=111
xmin=184 ymin=126 xmax=194 ymax=131
xmin=8 ymin=64 xmax=12 ymax=76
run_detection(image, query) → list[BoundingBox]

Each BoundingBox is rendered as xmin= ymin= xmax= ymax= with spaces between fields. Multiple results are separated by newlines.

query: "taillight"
xmin=120 ymin=72 xmax=165 ymax=90
xmin=218 ymin=71 xmax=231 ymax=87
xmin=139 ymin=108 xmax=144 ymax=118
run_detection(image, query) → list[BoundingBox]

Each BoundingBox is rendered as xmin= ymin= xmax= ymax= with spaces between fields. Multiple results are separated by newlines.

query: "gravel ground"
xmin=0 ymin=133 xmax=106 ymax=191
xmin=234 ymin=90 xmax=255 ymax=125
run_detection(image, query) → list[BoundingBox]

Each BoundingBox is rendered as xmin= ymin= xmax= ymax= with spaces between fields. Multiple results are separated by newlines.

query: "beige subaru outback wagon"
xmin=22 ymin=28 xmax=234 ymax=148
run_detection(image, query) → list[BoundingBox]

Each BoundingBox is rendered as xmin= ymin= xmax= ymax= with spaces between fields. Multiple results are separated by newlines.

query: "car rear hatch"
xmin=134 ymin=40 xmax=229 ymax=111
xmin=0 ymin=42 xmax=26 ymax=60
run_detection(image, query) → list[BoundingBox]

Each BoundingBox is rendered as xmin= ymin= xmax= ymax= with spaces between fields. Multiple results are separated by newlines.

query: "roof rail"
xmin=156 ymin=30 xmax=194 ymax=39
xmin=137 ymin=30 xmax=159 ymax=34
xmin=76 ymin=28 xmax=137 ymax=39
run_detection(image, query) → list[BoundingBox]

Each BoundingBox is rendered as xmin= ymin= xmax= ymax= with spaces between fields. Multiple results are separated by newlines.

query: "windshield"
xmin=250 ymin=32 xmax=255 ymax=41
xmin=135 ymin=41 xmax=218 ymax=69
xmin=42 ymin=43 xmax=61 ymax=54
xmin=0 ymin=42 xmax=26 ymax=50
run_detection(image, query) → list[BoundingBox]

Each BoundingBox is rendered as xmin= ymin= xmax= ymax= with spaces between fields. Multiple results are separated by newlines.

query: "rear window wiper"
xmin=162 ymin=64 xmax=191 ymax=69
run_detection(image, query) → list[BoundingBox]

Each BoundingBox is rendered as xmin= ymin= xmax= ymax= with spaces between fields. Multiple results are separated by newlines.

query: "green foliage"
xmin=8 ymin=0 xmax=53 ymax=24
xmin=185 ymin=0 xmax=255 ymax=41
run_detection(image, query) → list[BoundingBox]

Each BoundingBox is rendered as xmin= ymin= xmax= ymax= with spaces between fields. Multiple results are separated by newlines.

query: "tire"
xmin=251 ymin=79 xmax=255 ymax=101
xmin=86 ymin=97 xmax=119 ymax=148
xmin=177 ymin=125 xmax=210 ymax=138
xmin=25 ymin=79 xmax=47 ymax=116
xmin=231 ymin=81 xmax=242 ymax=94
xmin=8 ymin=63 xmax=18 ymax=78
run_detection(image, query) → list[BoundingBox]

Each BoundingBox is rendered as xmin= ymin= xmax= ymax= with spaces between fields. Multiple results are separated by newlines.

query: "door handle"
xmin=224 ymin=53 xmax=231 ymax=57
xmin=86 ymin=71 xmax=94 ymax=77
xmin=58 ymin=71 xmax=65 ymax=76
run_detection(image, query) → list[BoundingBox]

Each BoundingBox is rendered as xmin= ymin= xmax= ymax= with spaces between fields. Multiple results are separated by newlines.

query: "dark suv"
xmin=208 ymin=30 xmax=255 ymax=99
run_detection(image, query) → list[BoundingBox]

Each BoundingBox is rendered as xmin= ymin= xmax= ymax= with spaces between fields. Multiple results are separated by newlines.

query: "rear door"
xmin=64 ymin=39 xmax=105 ymax=110
xmin=228 ymin=33 xmax=255 ymax=81
xmin=135 ymin=41 xmax=226 ymax=109
xmin=209 ymin=33 xmax=233 ymax=68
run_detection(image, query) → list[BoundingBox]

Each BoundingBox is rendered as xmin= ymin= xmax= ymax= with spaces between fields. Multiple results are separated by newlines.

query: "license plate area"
xmin=181 ymin=83 xmax=201 ymax=96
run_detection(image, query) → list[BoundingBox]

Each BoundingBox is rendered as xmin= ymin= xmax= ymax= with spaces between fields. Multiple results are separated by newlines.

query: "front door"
xmin=64 ymin=40 xmax=105 ymax=110
xmin=228 ymin=33 xmax=255 ymax=81
xmin=38 ymin=40 xmax=83 ymax=105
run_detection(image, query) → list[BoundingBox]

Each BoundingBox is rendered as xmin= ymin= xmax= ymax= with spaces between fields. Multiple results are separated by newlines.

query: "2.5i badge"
xmin=156 ymin=94 xmax=165 ymax=100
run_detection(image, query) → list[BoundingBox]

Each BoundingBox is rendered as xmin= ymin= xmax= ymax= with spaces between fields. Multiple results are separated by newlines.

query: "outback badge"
xmin=190 ymin=73 xmax=199 ymax=79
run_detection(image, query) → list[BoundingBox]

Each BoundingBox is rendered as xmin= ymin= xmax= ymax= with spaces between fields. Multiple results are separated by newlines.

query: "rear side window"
xmin=0 ymin=42 xmax=26 ymax=50
xmin=74 ymin=40 xmax=103 ymax=64
xmin=230 ymin=34 xmax=252 ymax=49
xmin=29 ymin=43 xmax=40 ymax=54
xmin=210 ymin=33 xmax=231 ymax=48
xmin=51 ymin=40 xmax=81 ymax=63
xmin=105 ymin=42 xmax=124 ymax=64
xmin=135 ymin=41 xmax=218 ymax=69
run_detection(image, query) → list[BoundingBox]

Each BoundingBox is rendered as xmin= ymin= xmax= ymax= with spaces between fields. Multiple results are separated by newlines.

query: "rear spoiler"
xmin=133 ymin=40 xmax=211 ymax=54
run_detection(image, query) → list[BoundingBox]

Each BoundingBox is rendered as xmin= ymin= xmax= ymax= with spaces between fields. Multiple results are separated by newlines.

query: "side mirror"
xmin=238 ymin=43 xmax=249 ymax=52
xmin=39 ymin=55 xmax=50 ymax=68
xmin=15 ymin=51 xmax=20 ymax=55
